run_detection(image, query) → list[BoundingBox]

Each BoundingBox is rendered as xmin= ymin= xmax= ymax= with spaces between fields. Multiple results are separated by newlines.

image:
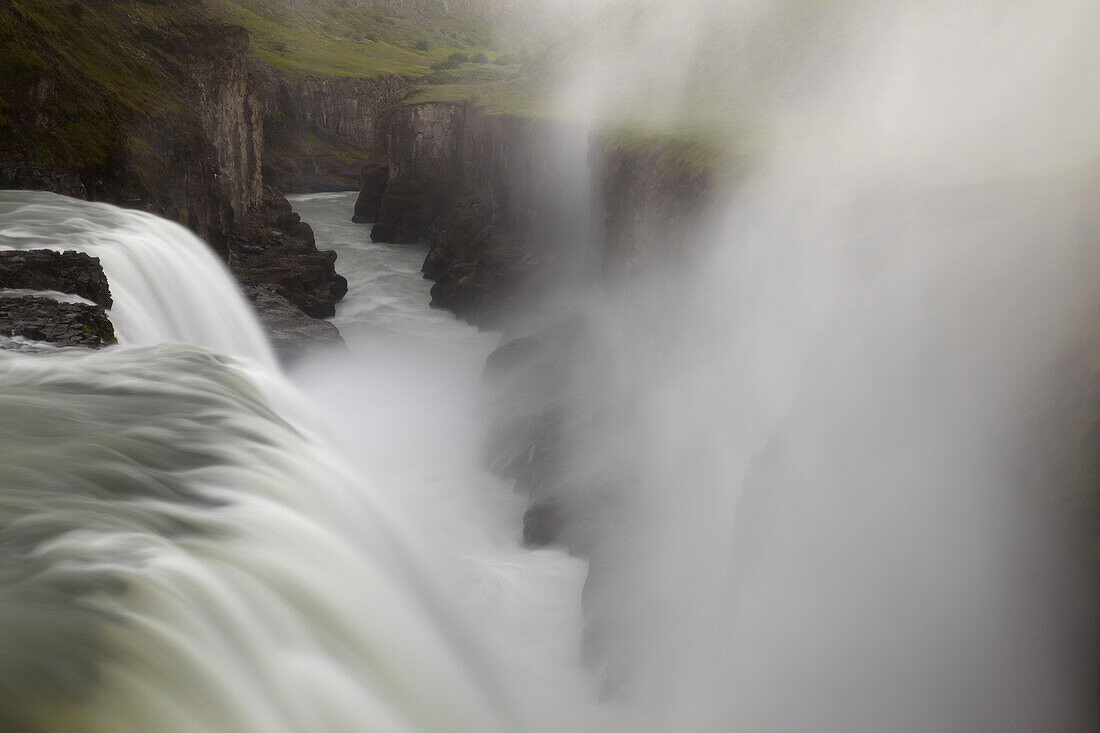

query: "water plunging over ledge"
xmin=0 ymin=190 xmax=605 ymax=733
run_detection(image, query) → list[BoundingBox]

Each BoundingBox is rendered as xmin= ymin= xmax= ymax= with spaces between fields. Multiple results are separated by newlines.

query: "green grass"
xmin=398 ymin=75 xmax=548 ymax=117
xmin=207 ymin=0 xmax=503 ymax=79
xmin=0 ymin=0 xmax=200 ymax=172
xmin=596 ymin=123 xmax=752 ymax=179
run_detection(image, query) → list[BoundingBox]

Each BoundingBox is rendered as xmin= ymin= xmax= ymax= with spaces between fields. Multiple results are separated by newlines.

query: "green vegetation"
xmin=596 ymin=124 xmax=744 ymax=182
xmin=207 ymin=0 xmax=501 ymax=79
xmin=399 ymin=78 xmax=548 ymax=117
xmin=0 ymin=0 xmax=204 ymax=173
xmin=0 ymin=0 xmax=520 ymax=181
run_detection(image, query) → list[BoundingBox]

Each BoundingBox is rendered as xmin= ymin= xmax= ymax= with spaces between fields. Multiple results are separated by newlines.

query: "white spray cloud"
xmin=528 ymin=0 xmax=1100 ymax=729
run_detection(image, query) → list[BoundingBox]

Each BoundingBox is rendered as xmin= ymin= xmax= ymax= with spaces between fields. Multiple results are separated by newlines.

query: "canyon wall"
xmin=264 ymin=75 xmax=410 ymax=192
xmin=368 ymin=101 xmax=713 ymax=324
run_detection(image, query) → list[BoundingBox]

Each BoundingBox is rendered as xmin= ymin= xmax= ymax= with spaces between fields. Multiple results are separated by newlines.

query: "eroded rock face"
xmin=0 ymin=296 xmax=115 ymax=348
xmin=0 ymin=250 xmax=113 ymax=308
xmin=264 ymin=77 xmax=408 ymax=194
xmin=370 ymin=178 xmax=448 ymax=244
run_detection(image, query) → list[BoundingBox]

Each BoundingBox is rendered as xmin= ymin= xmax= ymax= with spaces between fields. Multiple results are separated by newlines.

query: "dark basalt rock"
xmin=523 ymin=500 xmax=568 ymax=547
xmin=0 ymin=296 xmax=116 ymax=348
xmin=420 ymin=195 xmax=536 ymax=326
xmin=352 ymin=163 xmax=389 ymax=224
xmin=0 ymin=157 xmax=87 ymax=201
xmin=0 ymin=250 xmax=113 ymax=307
xmin=234 ymin=242 xmax=348 ymax=319
xmin=370 ymin=179 xmax=447 ymax=244
xmin=229 ymin=186 xmax=349 ymax=319
xmin=242 ymin=284 xmax=346 ymax=365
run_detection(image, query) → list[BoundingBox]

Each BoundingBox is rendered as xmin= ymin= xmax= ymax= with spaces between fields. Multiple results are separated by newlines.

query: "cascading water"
xmin=0 ymin=190 xmax=605 ymax=733
xmin=2 ymin=0 xmax=1098 ymax=730
xmin=0 ymin=191 xmax=275 ymax=365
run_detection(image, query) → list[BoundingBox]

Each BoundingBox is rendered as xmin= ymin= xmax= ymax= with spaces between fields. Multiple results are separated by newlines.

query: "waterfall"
xmin=0 ymin=191 xmax=532 ymax=733
xmin=0 ymin=191 xmax=275 ymax=366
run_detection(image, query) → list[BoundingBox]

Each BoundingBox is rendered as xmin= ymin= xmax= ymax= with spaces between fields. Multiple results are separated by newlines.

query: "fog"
xmin=501 ymin=0 xmax=1100 ymax=729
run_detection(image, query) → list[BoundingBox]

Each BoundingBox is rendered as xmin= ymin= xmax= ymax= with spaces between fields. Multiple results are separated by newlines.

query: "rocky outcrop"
xmin=0 ymin=250 xmax=112 ymax=308
xmin=0 ymin=296 xmax=115 ymax=348
xmin=228 ymin=187 xmax=349 ymax=319
xmin=242 ymin=284 xmax=346 ymax=364
xmin=352 ymin=163 xmax=390 ymax=223
xmin=0 ymin=249 xmax=116 ymax=349
xmin=182 ymin=24 xmax=268 ymax=222
xmin=372 ymin=102 xmax=729 ymax=327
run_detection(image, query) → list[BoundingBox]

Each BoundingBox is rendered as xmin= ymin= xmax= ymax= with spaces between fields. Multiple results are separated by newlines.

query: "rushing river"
xmin=0 ymin=190 xmax=603 ymax=733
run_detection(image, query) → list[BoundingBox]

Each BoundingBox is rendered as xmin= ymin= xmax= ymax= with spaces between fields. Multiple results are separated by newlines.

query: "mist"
xmin=504 ymin=0 xmax=1100 ymax=729
xmin=1 ymin=1 xmax=1097 ymax=731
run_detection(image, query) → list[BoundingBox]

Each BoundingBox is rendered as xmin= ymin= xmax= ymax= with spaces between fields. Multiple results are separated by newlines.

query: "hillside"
xmin=207 ymin=0 xmax=502 ymax=78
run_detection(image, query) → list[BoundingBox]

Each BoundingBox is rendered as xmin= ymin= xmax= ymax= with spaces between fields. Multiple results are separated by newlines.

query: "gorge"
xmin=2 ymin=1 xmax=1099 ymax=731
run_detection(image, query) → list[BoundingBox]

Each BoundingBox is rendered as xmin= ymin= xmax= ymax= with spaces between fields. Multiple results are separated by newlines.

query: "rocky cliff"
xmin=0 ymin=1 xmax=351 ymax=359
xmin=370 ymin=101 xmax=597 ymax=324
xmin=370 ymin=101 xmax=732 ymax=323
xmin=264 ymin=75 xmax=409 ymax=192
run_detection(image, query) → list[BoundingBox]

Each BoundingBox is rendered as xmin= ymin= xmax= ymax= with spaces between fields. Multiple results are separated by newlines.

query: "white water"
xmin=0 ymin=190 xmax=603 ymax=733
xmin=0 ymin=191 xmax=275 ymax=366
xmin=287 ymin=193 xmax=598 ymax=722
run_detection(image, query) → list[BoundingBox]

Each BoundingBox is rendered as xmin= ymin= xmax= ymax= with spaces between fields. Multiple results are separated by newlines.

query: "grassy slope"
xmin=0 ymin=0 xmax=517 ymax=176
xmin=207 ymin=0 xmax=502 ymax=79
xmin=0 ymin=0 xmax=210 ymax=173
xmin=395 ymin=0 xmax=756 ymax=175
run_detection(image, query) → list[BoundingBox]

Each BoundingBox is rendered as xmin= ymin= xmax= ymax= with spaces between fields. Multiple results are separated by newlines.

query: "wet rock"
xmin=0 ymin=249 xmax=113 ymax=307
xmin=242 ymin=284 xmax=346 ymax=365
xmin=0 ymin=296 xmax=115 ymax=348
xmin=352 ymin=163 xmax=390 ymax=224
xmin=234 ymin=243 xmax=348 ymax=319
xmin=229 ymin=186 xmax=349 ymax=319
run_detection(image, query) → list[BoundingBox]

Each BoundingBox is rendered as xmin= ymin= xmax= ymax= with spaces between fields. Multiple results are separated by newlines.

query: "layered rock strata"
xmin=0 ymin=250 xmax=113 ymax=308
xmin=0 ymin=249 xmax=115 ymax=349
xmin=0 ymin=296 xmax=115 ymax=348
